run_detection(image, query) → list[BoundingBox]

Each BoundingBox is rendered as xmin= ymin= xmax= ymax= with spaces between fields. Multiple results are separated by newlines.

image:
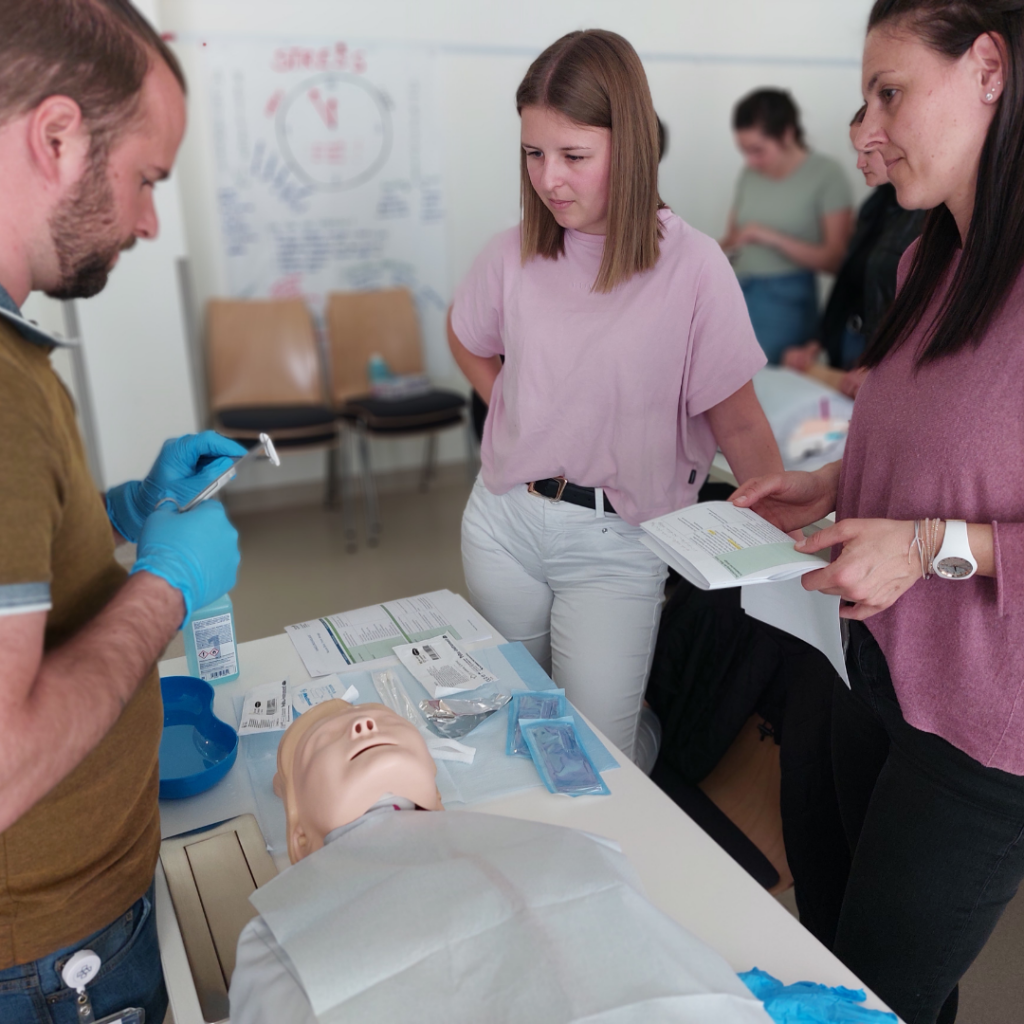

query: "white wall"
xmin=160 ymin=0 xmax=875 ymax=491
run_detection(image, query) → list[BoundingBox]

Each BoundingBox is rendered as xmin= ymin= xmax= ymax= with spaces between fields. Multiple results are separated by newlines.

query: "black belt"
xmin=527 ymin=477 xmax=617 ymax=514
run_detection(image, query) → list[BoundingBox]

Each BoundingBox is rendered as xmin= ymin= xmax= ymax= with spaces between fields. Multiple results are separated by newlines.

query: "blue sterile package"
xmin=739 ymin=967 xmax=898 ymax=1023
xmin=506 ymin=689 xmax=566 ymax=757
xmin=521 ymin=716 xmax=611 ymax=797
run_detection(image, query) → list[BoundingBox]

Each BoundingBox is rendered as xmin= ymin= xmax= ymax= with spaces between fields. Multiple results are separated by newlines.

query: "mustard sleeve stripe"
xmin=0 ymin=582 xmax=52 ymax=615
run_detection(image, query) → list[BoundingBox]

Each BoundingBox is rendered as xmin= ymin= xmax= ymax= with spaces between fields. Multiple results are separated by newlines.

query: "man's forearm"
xmin=0 ymin=572 xmax=183 ymax=831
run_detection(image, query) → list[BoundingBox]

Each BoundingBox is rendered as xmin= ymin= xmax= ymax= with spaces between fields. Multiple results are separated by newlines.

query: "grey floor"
xmin=164 ymin=477 xmax=1022 ymax=1024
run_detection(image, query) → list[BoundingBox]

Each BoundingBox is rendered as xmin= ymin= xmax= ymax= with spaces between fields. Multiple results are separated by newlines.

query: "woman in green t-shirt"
xmin=720 ymin=89 xmax=854 ymax=363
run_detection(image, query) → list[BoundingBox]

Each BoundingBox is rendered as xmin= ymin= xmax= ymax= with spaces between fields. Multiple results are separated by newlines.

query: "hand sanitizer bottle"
xmin=183 ymin=593 xmax=240 ymax=684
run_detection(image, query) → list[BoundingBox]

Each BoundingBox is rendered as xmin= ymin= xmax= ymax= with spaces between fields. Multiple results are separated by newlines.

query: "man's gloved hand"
xmin=131 ymin=501 xmax=241 ymax=623
xmin=107 ymin=431 xmax=247 ymax=542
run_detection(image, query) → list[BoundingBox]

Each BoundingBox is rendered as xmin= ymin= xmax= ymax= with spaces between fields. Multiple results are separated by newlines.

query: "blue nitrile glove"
xmin=739 ymin=968 xmax=898 ymax=1023
xmin=130 ymin=501 xmax=240 ymax=624
xmin=107 ymin=431 xmax=247 ymax=542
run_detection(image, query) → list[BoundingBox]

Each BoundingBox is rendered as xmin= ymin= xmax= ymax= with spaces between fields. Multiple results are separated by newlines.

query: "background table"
xmin=157 ymin=623 xmax=894 ymax=1022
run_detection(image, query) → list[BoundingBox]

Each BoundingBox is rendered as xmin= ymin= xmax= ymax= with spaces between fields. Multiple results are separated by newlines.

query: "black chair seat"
xmin=217 ymin=405 xmax=337 ymax=432
xmin=339 ymin=389 xmax=466 ymax=431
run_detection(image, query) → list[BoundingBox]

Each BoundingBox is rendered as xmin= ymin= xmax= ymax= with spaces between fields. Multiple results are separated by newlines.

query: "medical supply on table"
xmin=506 ymin=689 xmax=567 ymax=756
xmin=393 ymin=632 xmax=498 ymax=697
xmin=184 ymin=592 xmax=240 ymax=683
xmin=739 ymin=967 xmax=897 ymax=1023
xmin=521 ymin=716 xmax=611 ymax=797
xmin=238 ymin=680 xmax=292 ymax=735
xmin=106 ymin=430 xmax=247 ymax=542
xmin=234 ymin=645 xmax=621 ymax=860
xmin=419 ymin=693 xmax=511 ymax=739
xmin=372 ymin=669 xmax=476 ymax=763
xmin=131 ymin=499 xmax=240 ymax=621
xmin=159 ymin=676 xmax=238 ymax=799
xmin=786 ymin=417 xmax=849 ymax=462
xmin=293 ymin=678 xmax=359 ymax=715
xmin=173 ymin=432 xmax=280 ymax=513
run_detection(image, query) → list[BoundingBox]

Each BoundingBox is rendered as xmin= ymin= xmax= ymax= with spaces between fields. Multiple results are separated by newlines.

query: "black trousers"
xmin=829 ymin=621 xmax=1024 ymax=1024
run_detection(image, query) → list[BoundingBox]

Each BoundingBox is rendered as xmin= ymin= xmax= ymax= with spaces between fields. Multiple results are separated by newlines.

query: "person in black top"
xmin=783 ymin=106 xmax=925 ymax=397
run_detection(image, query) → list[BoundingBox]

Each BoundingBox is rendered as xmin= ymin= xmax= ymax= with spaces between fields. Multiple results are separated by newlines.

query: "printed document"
xmin=393 ymin=633 xmax=498 ymax=698
xmin=742 ymin=580 xmax=850 ymax=686
xmin=639 ymin=501 xmax=827 ymax=589
xmin=238 ymin=680 xmax=292 ymax=735
xmin=285 ymin=589 xmax=491 ymax=677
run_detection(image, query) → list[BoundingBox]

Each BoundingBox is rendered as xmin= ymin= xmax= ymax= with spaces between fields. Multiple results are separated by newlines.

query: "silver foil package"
xmin=419 ymin=693 xmax=511 ymax=739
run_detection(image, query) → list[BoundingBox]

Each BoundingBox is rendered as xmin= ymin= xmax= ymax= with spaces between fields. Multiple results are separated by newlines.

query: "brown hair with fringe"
xmin=516 ymin=30 xmax=664 ymax=293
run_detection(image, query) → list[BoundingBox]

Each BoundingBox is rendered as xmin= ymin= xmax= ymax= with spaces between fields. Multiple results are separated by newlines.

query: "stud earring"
xmin=987 ymin=91 xmax=995 ymax=101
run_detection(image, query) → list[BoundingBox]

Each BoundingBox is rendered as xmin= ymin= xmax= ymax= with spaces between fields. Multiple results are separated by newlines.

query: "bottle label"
xmin=190 ymin=611 xmax=238 ymax=681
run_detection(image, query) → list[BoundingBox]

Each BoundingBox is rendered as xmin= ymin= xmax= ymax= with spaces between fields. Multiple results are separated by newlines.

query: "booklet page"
xmin=640 ymin=502 xmax=825 ymax=588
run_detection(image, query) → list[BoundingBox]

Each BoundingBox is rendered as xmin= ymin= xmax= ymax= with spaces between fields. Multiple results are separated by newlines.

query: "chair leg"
xmin=357 ymin=423 xmax=380 ymax=547
xmin=419 ymin=432 xmax=438 ymax=492
xmin=338 ymin=425 xmax=357 ymax=553
xmin=324 ymin=442 xmax=338 ymax=508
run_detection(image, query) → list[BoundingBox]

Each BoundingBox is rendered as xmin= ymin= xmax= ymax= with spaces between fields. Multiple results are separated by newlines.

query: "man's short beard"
xmin=46 ymin=147 xmax=129 ymax=301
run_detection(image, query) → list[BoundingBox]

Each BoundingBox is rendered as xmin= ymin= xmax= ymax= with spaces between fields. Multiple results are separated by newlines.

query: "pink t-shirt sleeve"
xmin=450 ymin=230 xmax=515 ymax=359
xmin=685 ymin=244 xmax=767 ymax=417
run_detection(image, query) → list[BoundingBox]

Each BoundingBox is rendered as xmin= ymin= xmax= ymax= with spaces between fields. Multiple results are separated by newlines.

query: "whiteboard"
xmin=200 ymin=37 xmax=451 ymax=375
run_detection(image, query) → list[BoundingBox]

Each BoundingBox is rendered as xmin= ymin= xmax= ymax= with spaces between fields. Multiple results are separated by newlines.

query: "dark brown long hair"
xmin=515 ymin=30 xmax=664 ymax=293
xmin=863 ymin=0 xmax=1024 ymax=368
xmin=0 ymin=0 xmax=186 ymax=158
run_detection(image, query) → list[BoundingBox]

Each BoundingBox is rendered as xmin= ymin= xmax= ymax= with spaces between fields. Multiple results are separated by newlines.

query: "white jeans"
xmin=461 ymin=477 xmax=668 ymax=759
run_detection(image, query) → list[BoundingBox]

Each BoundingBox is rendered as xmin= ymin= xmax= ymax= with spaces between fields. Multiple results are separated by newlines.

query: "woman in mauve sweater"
xmin=733 ymin=3 xmax=1024 ymax=1023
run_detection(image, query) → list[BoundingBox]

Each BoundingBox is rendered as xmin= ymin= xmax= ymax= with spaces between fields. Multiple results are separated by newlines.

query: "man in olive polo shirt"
xmin=0 ymin=3 xmax=243 ymax=1021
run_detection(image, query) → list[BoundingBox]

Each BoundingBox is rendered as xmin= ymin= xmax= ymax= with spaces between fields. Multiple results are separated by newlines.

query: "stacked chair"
xmin=204 ymin=289 xmax=470 ymax=547
xmin=325 ymin=287 xmax=469 ymax=547
xmin=205 ymin=298 xmax=340 ymax=505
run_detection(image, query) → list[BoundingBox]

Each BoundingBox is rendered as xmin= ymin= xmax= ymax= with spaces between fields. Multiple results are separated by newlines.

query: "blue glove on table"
xmin=739 ymin=968 xmax=898 ymax=1023
xmin=107 ymin=431 xmax=247 ymax=542
xmin=131 ymin=501 xmax=240 ymax=623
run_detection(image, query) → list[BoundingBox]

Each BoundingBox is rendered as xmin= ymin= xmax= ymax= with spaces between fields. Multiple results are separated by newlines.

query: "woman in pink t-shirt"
xmin=733 ymin=2 xmax=1024 ymax=1020
xmin=449 ymin=30 xmax=782 ymax=760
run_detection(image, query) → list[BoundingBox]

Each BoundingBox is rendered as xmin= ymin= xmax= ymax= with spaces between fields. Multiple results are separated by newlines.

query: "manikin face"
xmin=520 ymin=104 xmax=612 ymax=235
xmin=852 ymin=122 xmax=889 ymax=187
xmin=275 ymin=700 xmax=442 ymax=863
xmin=47 ymin=57 xmax=185 ymax=299
xmin=734 ymin=126 xmax=794 ymax=178
xmin=855 ymin=26 xmax=999 ymax=219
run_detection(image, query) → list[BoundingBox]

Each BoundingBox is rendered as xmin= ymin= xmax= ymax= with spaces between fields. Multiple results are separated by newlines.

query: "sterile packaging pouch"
xmin=521 ymin=716 xmax=611 ymax=797
xmin=419 ymin=694 xmax=511 ymax=739
xmin=506 ymin=689 xmax=566 ymax=757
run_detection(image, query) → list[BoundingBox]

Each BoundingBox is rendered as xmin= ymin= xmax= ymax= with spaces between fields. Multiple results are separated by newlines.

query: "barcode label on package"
xmin=238 ymin=680 xmax=292 ymax=735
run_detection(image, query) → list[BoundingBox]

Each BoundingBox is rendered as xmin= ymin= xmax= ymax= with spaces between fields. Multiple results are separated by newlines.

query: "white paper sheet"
xmin=393 ymin=633 xmax=498 ymax=698
xmin=741 ymin=579 xmax=849 ymax=686
xmin=238 ymin=680 xmax=293 ymax=734
xmin=640 ymin=502 xmax=826 ymax=589
xmin=286 ymin=590 xmax=491 ymax=677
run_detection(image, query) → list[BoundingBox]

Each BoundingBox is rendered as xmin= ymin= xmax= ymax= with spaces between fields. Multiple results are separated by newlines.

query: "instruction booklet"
xmin=285 ymin=589 xmax=492 ymax=677
xmin=639 ymin=501 xmax=827 ymax=590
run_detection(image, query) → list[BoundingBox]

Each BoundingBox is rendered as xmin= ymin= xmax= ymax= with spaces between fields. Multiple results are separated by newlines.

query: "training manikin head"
xmin=274 ymin=699 xmax=442 ymax=863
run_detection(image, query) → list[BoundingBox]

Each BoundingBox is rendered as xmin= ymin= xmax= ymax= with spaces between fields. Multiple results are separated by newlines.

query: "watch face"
xmin=935 ymin=556 xmax=974 ymax=579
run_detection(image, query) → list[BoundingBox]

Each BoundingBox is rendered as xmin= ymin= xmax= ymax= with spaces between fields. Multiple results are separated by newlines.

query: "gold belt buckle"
xmin=528 ymin=476 xmax=568 ymax=501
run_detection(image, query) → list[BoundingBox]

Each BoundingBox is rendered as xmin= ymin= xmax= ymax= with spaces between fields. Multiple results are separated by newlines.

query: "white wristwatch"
xmin=932 ymin=519 xmax=977 ymax=580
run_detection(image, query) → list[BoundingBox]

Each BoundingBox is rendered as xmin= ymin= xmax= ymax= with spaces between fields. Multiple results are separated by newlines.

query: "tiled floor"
xmin=164 ymin=478 xmax=1022 ymax=1024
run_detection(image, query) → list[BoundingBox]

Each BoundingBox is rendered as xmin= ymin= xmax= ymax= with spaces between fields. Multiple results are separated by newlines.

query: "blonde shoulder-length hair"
xmin=516 ymin=30 xmax=664 ymax=294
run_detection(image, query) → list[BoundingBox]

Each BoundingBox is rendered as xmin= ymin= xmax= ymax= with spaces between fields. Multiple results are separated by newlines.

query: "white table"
xmin=710 ymin=367 xmax=852 ymax=487
xmin=156 ymin=626 xmax=893 ymax=1023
